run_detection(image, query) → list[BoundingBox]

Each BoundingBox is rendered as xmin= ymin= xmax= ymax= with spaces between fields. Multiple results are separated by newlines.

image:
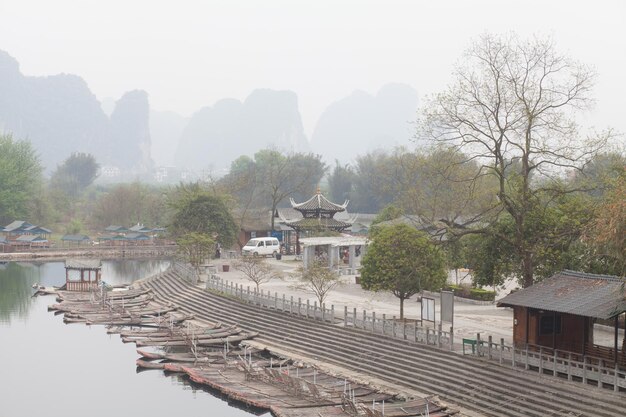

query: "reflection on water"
xmin=0 ymin=259 xmax=266 ymax=417
xmin=0 ymin=262 xmax=39 ymax=323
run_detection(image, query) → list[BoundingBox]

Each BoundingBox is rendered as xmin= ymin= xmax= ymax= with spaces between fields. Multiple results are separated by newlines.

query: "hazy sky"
xmin=1 ymin=0 xmax=624 ymax=137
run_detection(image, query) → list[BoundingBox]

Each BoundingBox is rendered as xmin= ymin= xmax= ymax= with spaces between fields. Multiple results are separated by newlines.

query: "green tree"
xmin=0 ymin=134 xmax=43 ymax=224
xmin=420 ymin=33 xmax=613 ymax=287
xmin=293 ymin=260 xmax=342 ymax=305
xmin=361 ymin=224 xmax=447 ymax=318
xmin=50 ymin=152 xmax=99 ymax=197
xmin=91 ymin=183 xmax=168 ymax=229
xmin=327 ymin=160 xmax=355 ymax=204
xmin=176 ymin=232 xmax=215 ymax=273
xmin=169 ymin=187 xmax=238 ymax=249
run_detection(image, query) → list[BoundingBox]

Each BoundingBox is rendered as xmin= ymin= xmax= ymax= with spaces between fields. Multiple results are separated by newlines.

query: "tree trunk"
xmin=522 ymin=251 xmax=534 ymax=288
xmin=399 ymin=297 xmax=404 ymax=320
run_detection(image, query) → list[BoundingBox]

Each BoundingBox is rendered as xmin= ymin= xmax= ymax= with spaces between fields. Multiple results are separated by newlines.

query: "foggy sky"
xmin=1 ymin=0 xmax=624 ymax=138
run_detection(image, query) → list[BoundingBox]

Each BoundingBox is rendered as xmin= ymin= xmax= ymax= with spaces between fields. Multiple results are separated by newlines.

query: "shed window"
xmin=540 ymin=314 xmax=562 ymax=335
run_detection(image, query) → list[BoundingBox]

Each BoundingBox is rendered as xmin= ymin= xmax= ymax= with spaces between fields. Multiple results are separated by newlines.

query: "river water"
xmin=0 ymin=260 xmax=268 ymax=417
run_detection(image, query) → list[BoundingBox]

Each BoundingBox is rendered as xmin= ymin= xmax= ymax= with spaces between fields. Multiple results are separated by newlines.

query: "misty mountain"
xmin=175 ymin=89 xmax=309 ymax=173
xmin=310 ymin=83 xmax=419 ymax=164
xmin=0 ymin=50 xmax=152 ymax=174
xmin=108 ymin=90 xmax=153 ymax=172
xmin=150 ymin=110 xmax=188 ymax=167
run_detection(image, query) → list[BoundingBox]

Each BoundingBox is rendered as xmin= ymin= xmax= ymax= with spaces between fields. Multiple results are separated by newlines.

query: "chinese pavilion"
xmin=283 ymin=188 xmax=353 ymax=254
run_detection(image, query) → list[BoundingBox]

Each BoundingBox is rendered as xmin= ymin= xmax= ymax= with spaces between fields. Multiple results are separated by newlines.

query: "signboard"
xmin=271 ymin=231 xmax=283 ymax=241
xmin=421 ymin=296 xmax=435 ymax=323
xmin=441 ymin=290 xmax=454 ymax=325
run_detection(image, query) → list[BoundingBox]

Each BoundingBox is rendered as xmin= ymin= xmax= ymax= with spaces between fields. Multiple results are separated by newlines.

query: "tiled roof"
xmin=125 ymin=232 xmax=150 ymax=240
xmin=3 ymin=220 xmax=32 ymax=232
xmin=286 ymin=217 xmax=352 ymax=231
xmin=65 ymin=259 xmax=102 ymax=269
xmin=15 ymin=235 xmax=47 ymax=242
xmin=105 ymin=225 xmax=128 ymax=232
xmin=290 ymin=191 xmax=348 ymax=213
xmin=498 ymin=270 xmax=626 ymax=320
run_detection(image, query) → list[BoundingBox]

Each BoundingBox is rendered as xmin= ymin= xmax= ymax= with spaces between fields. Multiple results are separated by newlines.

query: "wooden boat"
xmin=135 ymin=332 xmax=258 ymax=347
xmin=118 ymin=323 xmax=231 ymax=339
xmin=136 ymin=348 xmax=257 ymax=361
xmin=136 ymin=359 xmax=167 ymax=369
xmin=123 ymin=328 xmax=242 ymax=344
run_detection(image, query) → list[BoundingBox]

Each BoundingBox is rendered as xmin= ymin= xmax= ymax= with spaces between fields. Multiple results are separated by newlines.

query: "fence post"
xmin=614 ymin=364 xmax=619 ymax=392
xmin=488 ymin=335 xmax=492 ymax=360
xmin=450 ymin=326 xmax=454 ymax=351
xmin=353 ymin=308 xmax=357 ymax=328
xmin=402 ymin=321 xmax=406 ymax=340
xmin=414 ymin=321 xmax=418 ymax=343
xmin=382 ymin=314 xmax=386 ymax=335
xmin=426 ymin=328 xmax=430 ymax=345
xmin=476 ymin=333 xmax=481 ymax=356
xmin=322 ymin=303 xmax=325 ymax=322
xmin=392 ymin=316 xmax=396 ymax=338
xmin=568 ymin=352 xmax=572 ymax=381
xmin=298 ymin=298 xmax=302 ymax=317
xmin=313 ymin=301 xmax=317 ymax=320
xmin=553 ymin=349 xmax=558 ymax=376
xmin=525 ymin=345 xmax=529 ymax=370
xmin=344 ymin=306 xmax=347 ymax=327
xmin=282 ymin=294 xmax=285 ymax=312
xmin=362 ymin=310 xmax=366 ymax=331
xmin=500 ymin=338 xmax=504 ymax=365
xmin=583 ymin=356 xmax=587 ymax=384
xmin=598 ymin=360 xmax=603 ymax=388
xmin=306 ymin=299 xmax=310 ymax=318
xmin=331 ymin=305 xmax=334 ymax=323
xmin=274 ymin=292 xmax=278 ymax=310
xmin=539 ymin=346 xmax=543 ymax=374
xmin=290 ymin=296 xmax=293 ymax=314
xmin=372 ymin=312 xmax=376 ymax=333
xmin=512 ymin=345 xmax=516 ymax=368
xmin=437 ymin=323 xmax=442 ymax=348
xmin=247 ymin=286 xmax=250 ymax=303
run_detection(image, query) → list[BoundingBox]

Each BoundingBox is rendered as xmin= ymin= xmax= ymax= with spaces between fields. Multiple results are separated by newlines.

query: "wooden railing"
xmin=466 ymin=336 xmax=626 ymax=392
xmin=204 ymin=275 xmax=453 ymax=350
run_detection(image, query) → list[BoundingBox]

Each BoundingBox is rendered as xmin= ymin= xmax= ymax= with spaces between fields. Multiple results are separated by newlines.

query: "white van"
xmin=241 ymin=237 xmax=280 ymax=257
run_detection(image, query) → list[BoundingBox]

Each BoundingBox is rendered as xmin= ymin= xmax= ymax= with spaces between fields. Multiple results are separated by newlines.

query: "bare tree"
xmin=293 ymin=260 xmax=342 ymax=305
xmin=420 ymin=33 xmax=613 ymax=287
xmin=232 ymin=257 xmax=282 ymax=291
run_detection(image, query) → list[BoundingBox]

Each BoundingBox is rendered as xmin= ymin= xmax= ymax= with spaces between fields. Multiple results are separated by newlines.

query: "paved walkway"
xmin=209 ymin=255 xmax=622 ymax=347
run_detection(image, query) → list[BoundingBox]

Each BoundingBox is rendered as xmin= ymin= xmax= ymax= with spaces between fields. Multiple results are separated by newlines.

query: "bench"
xmin=463 ymin=338 xmax=477 ymax=355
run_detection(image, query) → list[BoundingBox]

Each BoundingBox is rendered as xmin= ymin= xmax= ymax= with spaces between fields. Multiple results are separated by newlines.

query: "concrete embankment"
xmin=0 ymin=245 xmax=176 ymax=261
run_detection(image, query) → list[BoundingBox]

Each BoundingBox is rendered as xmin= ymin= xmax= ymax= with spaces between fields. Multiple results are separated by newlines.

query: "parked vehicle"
xmin=241 ymin=237 xmax=281 ymax=257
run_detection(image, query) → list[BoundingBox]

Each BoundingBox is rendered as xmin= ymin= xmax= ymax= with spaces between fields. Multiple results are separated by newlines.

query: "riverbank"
xmin=0 ymin=245 xmax=176 ymax=262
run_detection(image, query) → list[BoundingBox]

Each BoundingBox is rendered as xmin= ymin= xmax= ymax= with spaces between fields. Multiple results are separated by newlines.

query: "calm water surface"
xmin=0 ymin=260 xmax=268 ymax=417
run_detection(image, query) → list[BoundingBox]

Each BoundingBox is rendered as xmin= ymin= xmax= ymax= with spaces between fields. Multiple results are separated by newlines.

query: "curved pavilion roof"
xmin=290 ymin=190 xmax=348 ymax=216
xmin=285 ymin=217 xmax=352 ymax=232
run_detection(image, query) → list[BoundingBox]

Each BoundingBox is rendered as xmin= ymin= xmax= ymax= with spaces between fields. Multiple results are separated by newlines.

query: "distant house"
xmin=13 ymin=234 xmax=49 ymax=248
xmin=0 ymin=236 xmax=9 ymax=253
xmin=104 ymin=225 xmax=129 ymax=234
xmin=124 ymin=232 xmax=151 ymax=245
xmin=128 ymin=223 xmax=152 ymax=234
xmin=2 ymin=220 xmax=35 ymax=237
xmin=498 ymin=270 xmax=626 ymax=365
xmin=2 ymin=220 xmax=53 ymax=248
xmin=61 ymin=234 xmax=91 ymax=247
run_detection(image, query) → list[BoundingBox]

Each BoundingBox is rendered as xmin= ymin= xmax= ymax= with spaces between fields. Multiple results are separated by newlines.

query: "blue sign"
xmin=271 ymin=231 xmax=283 ymax=241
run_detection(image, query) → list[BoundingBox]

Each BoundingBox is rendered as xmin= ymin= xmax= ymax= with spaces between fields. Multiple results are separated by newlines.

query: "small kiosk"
xmin=65 ymin=259 xmax=102 ymax=291
xmin=498 ymin=270 xmax=626 ymax=366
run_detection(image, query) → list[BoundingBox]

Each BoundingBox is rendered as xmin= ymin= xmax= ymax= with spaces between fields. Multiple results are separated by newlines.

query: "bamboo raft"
xmin=43 ymin=284 xmax=457 ymax=417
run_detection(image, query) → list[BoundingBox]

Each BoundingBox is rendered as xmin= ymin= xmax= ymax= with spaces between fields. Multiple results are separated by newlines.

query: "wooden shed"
xmin=498 ymin=270 xmax=626 ymax=364
xmin=65 ymin=259 xmax=102 ymax=291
